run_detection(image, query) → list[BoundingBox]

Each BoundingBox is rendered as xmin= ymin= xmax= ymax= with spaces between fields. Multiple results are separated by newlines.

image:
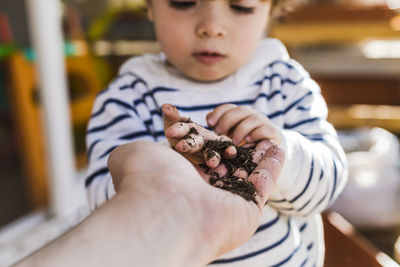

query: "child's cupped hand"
xmin=162 ymin=103 xmax=237 ymax=168
xmin=206 ymin=104 xmax=283 ymax=146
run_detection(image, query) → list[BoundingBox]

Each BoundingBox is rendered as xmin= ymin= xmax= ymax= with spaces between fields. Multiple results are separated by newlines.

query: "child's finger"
xmin=245 ymin=126 xmax=267 ymax=143
xmin=246 ymin=126 xmax=282 ymax=146
xmin=216 ymin=134 xmax=234 ymax=143
xmin=233 ymin=167 xmax=249 ymax=179
xmin=251 ymin=139 xmax=276 ymax=163
xmin=222 ymin=145 xmax=237 ymax=159
xmin=203 ymin=148 xmax=221 ymax=168
xmin=162 ymin=103 xmax=181 ymax=129
xmin=247 ymin=144 xmax=285 ymax=207
xmin=207 ymin=164 xmax=228 ymax=178
xmin=175 ymin=133 xmax=205 ymax=153
xmin=206 ymin=104 xmax=237 ymax=128
xmin=242 ymin=142 xmax=255 ymax=148
xmin=164 ymin=122 xmax=191 ymax=139
xmin=213 ymin=107 xmax=253 ymax=135
xmin=229 ymin=114 xmax=263 ymax=145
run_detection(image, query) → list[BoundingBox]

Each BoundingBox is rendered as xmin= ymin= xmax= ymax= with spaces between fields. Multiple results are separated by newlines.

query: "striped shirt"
xmin=85 ymin=38 xmax=348 ymax=266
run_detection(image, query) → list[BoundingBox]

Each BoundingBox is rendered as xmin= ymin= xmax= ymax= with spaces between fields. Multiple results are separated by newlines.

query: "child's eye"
xmin=169 ymin=0 xmax=196 ymax=10
xmin=230 ymin=5 xmax=255 ymax=14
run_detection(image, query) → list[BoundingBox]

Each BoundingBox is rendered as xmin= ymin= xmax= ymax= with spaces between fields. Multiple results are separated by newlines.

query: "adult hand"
xmin=108 ymin=140 xmax=284 ymax=264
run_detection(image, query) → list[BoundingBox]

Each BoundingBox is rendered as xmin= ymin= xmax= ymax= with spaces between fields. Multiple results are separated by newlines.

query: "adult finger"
xmin=194 ymin=165 xmax=210 ymax=183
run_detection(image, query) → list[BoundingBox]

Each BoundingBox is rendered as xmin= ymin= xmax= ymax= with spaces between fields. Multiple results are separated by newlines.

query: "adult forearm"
xmin=15 ymin=189 xmax=209 ymax=267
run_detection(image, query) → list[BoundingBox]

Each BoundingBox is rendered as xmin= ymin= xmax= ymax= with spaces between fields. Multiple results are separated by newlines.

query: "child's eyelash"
xmin=169 ymin=1 xmax=196 ymax=9
xmin=230 ymin=5 xmax=255 ymax=14
xmin=168 ymin=1 xmax=255 ymax=13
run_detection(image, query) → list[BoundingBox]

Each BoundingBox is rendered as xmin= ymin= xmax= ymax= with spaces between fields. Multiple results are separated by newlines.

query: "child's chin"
xmin=185 ymin=72 xmax=231 ymax=83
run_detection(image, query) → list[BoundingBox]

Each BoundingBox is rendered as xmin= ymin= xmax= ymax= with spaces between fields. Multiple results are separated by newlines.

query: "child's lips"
xmin=193 ymin=51 xmax=226 ymax=64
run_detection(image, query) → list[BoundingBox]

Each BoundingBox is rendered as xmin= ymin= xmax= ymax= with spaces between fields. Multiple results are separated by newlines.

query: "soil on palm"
xmin=204 ymin=140 xmax=257 ymax=203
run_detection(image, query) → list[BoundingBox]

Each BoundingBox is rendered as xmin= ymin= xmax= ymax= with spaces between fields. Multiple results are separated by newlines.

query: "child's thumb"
xmin=162 ymin=103 xmax=181 ymax=128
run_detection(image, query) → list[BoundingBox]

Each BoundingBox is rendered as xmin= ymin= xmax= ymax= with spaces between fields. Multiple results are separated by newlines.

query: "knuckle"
xmin=249 ymin=113 xmax=261 ymax=121
xmin=217 ymin=103 xmax=236 ymax=112
xmin=237 ymin=105 xmax=252 ymax=113
xmin=226 ymin=103 xmax=237 ymax=108
xmin=250 ymin=129 xmax=264 ymax=140
xmin=219 ymin=115 xmax=232 ymax=128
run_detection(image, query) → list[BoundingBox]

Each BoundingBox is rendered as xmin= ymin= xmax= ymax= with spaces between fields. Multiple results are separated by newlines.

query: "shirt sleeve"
xmin=84 ymin=73 xmax=157 ymax=210
xmin=267 ymin=60 xmax=348 ymax=217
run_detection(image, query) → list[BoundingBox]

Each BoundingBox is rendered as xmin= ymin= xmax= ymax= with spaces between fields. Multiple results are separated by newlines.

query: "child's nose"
xmin=195 ymin=16 xmax=227 ymax=38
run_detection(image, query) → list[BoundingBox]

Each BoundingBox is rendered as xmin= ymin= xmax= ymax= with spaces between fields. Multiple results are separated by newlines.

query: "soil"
xmin=178 ymin=121 xmax=258 ymax=203
xmin=181 ymin=127 xmax=199 ymax=148
xmin=204 ymin=140 xmax=257 ymax=203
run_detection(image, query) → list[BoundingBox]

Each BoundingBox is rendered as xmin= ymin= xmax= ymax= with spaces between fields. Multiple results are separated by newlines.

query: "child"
xmin=85 ymin=0 xmax=348 ymax=266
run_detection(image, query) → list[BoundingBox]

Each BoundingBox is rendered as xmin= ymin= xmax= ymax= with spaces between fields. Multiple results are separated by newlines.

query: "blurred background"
xmin=0 ymin=0 xmax=400 ymax=266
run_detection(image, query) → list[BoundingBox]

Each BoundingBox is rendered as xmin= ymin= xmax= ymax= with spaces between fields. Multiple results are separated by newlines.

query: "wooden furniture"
xmin=317 ymin=76 xmax=400 ymax=107
xmin=7 ymin=52 xmax=46 ymax=209
xmin=323 ymin=212 xmax=398 ymax=266
xmin=270 ymin=4 xmax=399 ymax=46
xmin=327 ymin=105 xmax=400 ymax=134
xmin=7 ymin=51 xmax=103 ymax=209
xmin=316 ymin=76 xmax=400 ymax=134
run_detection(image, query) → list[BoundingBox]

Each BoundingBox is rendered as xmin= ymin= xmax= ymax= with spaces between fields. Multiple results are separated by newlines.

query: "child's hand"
xmin=206 ymin=104 xmax=283 ymax=146
xmin=162 ymin=104 xmax=237 ymax=168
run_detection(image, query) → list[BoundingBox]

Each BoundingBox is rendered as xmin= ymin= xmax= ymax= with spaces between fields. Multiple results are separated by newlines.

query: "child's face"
xmin=147 ymin=0 xmax=272 ymax=82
